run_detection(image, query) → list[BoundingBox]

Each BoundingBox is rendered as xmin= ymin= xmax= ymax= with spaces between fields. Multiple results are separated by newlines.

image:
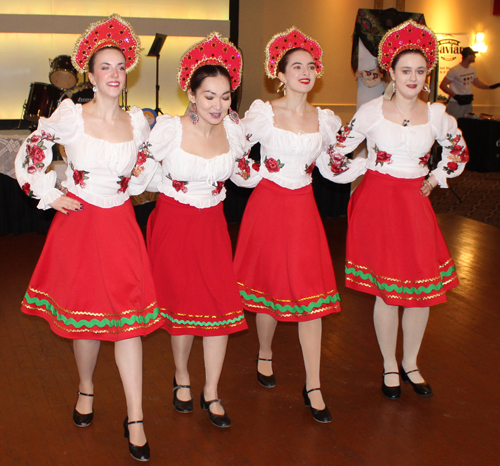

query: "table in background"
xmin=458 ymin=117 xmax=500 ymax=172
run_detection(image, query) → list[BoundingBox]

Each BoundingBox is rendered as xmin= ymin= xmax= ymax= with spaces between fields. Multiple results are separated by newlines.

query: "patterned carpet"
xmin=430 ymin=170 xmax=500 ymax=228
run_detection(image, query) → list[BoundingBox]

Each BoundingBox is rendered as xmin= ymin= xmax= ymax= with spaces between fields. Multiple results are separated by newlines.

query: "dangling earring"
xmin=228 ymin=108 xmax=239 ymax=123
xmin=189 ymin=102 xmax=199 ymax=125
xmin=277 ymin=81 xmax=287 ymax=96
xmin=383 ymin=80 xmax=396 ymax=100
xmin=422 ymin=83 xmax=430 ymax=93
xmin=92 ymin=84 xmax=97 ymax=93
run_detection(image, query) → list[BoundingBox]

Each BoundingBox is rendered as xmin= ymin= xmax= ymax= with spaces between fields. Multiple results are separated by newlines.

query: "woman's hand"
xmin=50 ymin=195 xmax=83 ymax=215
xmin=420 ymin=174 xmax=437 ymax=197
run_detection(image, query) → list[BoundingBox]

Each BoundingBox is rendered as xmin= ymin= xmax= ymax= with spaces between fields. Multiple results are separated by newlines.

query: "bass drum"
xmin=49 ymin=55 xmax=78 ymax=89
xmin=24 ymin=82 xmax=62 ymax=123
xmin=59 ymin=83 xmax=94 ymax=105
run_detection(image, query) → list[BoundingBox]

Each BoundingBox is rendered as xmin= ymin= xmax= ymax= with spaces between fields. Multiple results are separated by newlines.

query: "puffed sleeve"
xmin=429 ymin=103 xmax=468 ymax=188
xmin=242 ymin=99 xmax=273 ymax=147
xmin=228 ymin=117 xmax=262 ymax=188
xmin=139 ymin=114 xmax=179 ymax=192
xmin=15 ymin=99 xmax=79 ymax=209
xmin=316 ymin=107 xmax=368 ymax=184
xmin=128 ymin=107 xmax=159 ymax=196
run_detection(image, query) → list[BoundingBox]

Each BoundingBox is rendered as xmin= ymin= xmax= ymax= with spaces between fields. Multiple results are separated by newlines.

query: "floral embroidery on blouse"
xmin=211 ymin=181 xmax=225 ymax=196
xmin=117 ymin=176 xmax=130 ymax=193
xmin=235 ymin=154 xmax=251 ymax=180
xmin=326 ymin=145 xmax=350 ymax=175
xmin=70 ymin=162 xmax=90 ymax=188
xmin=132 ymin=142 xmax=154 ymax=177
xmin=22 ymin=182 xmax=33 ymax=197
xmin=335 ymin=119 xmax=356 ymax=147
xmin=419 ymin=154 xmax=430 ymax=166
xmin=305 ymin=162 xmax=316 ymax=175
xmin=252 ymin=162 xmax=260 ymax=172
xmin=245 ymin=133 xmax=252 ymax=142
xmin=443 ymin=133 xmax=469 ymax=174
xmin=167 ymin=173 xmax=188 ymax=193
xmin=263 ymin=156 xmax=284 ymax=173
xmin=22 ymin=130 xmax=59 ymax=174
xmin=374 ymin=144 xmax=393 ymax=166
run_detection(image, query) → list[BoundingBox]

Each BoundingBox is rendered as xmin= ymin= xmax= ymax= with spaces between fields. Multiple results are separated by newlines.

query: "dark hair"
xmin=277 ymin=47 xmax=309 ymax=74
xmin=189 ymin=65 xmax=232 ymax=93
xmin=391 ymin=49 xmax=428 ymax=70
xmin=88 ymin=46 xmax=126 ymax=73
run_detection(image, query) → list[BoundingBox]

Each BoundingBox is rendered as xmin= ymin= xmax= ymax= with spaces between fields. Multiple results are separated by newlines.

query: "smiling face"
xmin=88 ymin=47 xmax=126 ymax=98
xmin=390 ymin=51 xmax=427 ymax=99
xmin=188 ymin=74 xmax=231 ymax=126
xmin=278 ymin=49 xmax=317 ymax=94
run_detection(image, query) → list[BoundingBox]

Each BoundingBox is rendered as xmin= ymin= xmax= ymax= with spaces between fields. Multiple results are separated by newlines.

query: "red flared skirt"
xmin=234 ymin=179 xmax=341 ymax=322
xmin=345 ymin=170 xmax=459 ymax=306
xmin=21 ymin=193 xmax=163 ymax=341
xmin=147 ymin=194 xmax=247 ymax=336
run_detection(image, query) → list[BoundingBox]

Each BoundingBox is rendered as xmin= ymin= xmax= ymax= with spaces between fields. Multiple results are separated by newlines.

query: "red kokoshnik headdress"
xmin=378 ymin=19 xmax=438 ymax=72
xmin=72 ymin=14 xmax=141 ymax=74
xmin=178 ymin=32 xmax=242 ymax=91
xmin=265 ymin=27 xmax=324 ymax=79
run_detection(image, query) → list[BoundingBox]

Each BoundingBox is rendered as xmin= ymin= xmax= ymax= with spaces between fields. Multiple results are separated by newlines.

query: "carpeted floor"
xmin=431 ymin=170 xmax=500 ymax=228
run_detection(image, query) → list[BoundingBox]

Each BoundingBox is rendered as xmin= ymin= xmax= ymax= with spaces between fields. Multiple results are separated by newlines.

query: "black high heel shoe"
xmin=173 ymin=377 xmax=193 ymax=413
xmin=302 ymin=385 xmax=332 ymax=423
xmin=200 ymin=392 xmax=231 ymax=428
xmin=382 ymin=372 xmax=401 ymax=400
xmin=400 ymin=367 xmax=433 ymax=397
xmin=123 ymin=417 xmax=150 ymax=462
xmin=73 ymin=391 xmax=94 ymax=427
xmin=256 ymin=356 xmax=276 ymax=388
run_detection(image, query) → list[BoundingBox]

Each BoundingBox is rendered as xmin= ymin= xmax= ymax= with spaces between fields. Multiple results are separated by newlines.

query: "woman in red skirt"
xmin=323 ymin=20 xmax=469 ymax=399
xmin=145 ymin=33 xmax=259 ymax=428
xmin=234 ymin=28 xmax=345 ymax=423
xmin=15 ymin=15 xmax=161 ymax=461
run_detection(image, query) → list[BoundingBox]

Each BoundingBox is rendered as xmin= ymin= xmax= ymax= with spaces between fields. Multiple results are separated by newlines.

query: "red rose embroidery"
xmin=211 ymin=181 xmax=224 ymax=196
xmin=29 ymin=145 xmax=45 ymax=165
xmin=376 ymin=151 xmax=391 ymax=164
xmin=264 ymin=157 xmax=284 ymax=173
xmin=447 ymin=162 xmax=459 ymax=172
xmin=305 ymin=163 xmax=316 ymax=175
xmin=73 ymin=170 xmax=84 ymax=185
xmin=118 ymin=176 xmax=130 ymax=193
xmin=419 ymin=154 xmax=430 ymax=166
xmin=172 ymin=180 xmax=188 ymax=193
xmin=136 ymin=151 xmax=147 ymax=166
xmin=252 ymin=162 xmax=260 ymax=172
xmin=449 ymin=145 xmax=463 ymax=156
xmin=336 ymin=135 xmax=346 ymax=143
xmin=29 ymin=135 xmax=40 ymax=144
xmin=40 ymin=130 xmax=56 ymax=142
xmin=454 ymin=135 xmax=461 ymax=143
xmin=326 ymin=145 xmax=349 ymax=175
xmin=238 ymin=158 xmax=248 ymax=170
xmin=27 ymin=166 xmax=37 ymax=174
xmin=460 ymin=147 xmax=469 ymax=163
xmin=373 ymin=145 xmax=393 ymax=166
xmin=22 ymin=183 xmax=31 ymax=196
xmin=235 ymin=157 xmax=251 ymax=180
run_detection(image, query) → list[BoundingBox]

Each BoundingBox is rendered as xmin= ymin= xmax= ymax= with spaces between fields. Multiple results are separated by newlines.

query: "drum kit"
xmin=23 ymin=55 xmax=92 ymax=124
xmin=22 ymin=54 xmax=128 ymax=125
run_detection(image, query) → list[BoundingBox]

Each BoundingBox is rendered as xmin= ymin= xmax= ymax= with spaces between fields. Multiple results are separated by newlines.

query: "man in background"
xmin=440 ymin=47 xmax=499 ymax=119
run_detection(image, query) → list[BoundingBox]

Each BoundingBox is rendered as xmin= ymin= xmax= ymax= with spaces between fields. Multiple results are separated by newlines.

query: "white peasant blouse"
xmin=15 ymin=99 xmax=152 ymax=209
xmin=144 ymin=114 xmax=260 ymax=209
xmin=243 ymin=99 xmax=343 ymax=189
xmin=318 ymin=96 xmax=469 ymax=187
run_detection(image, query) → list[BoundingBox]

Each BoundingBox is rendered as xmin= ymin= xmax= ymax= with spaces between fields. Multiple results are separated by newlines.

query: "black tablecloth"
xmin=458 ymin=118 xmax=500 ymax=172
